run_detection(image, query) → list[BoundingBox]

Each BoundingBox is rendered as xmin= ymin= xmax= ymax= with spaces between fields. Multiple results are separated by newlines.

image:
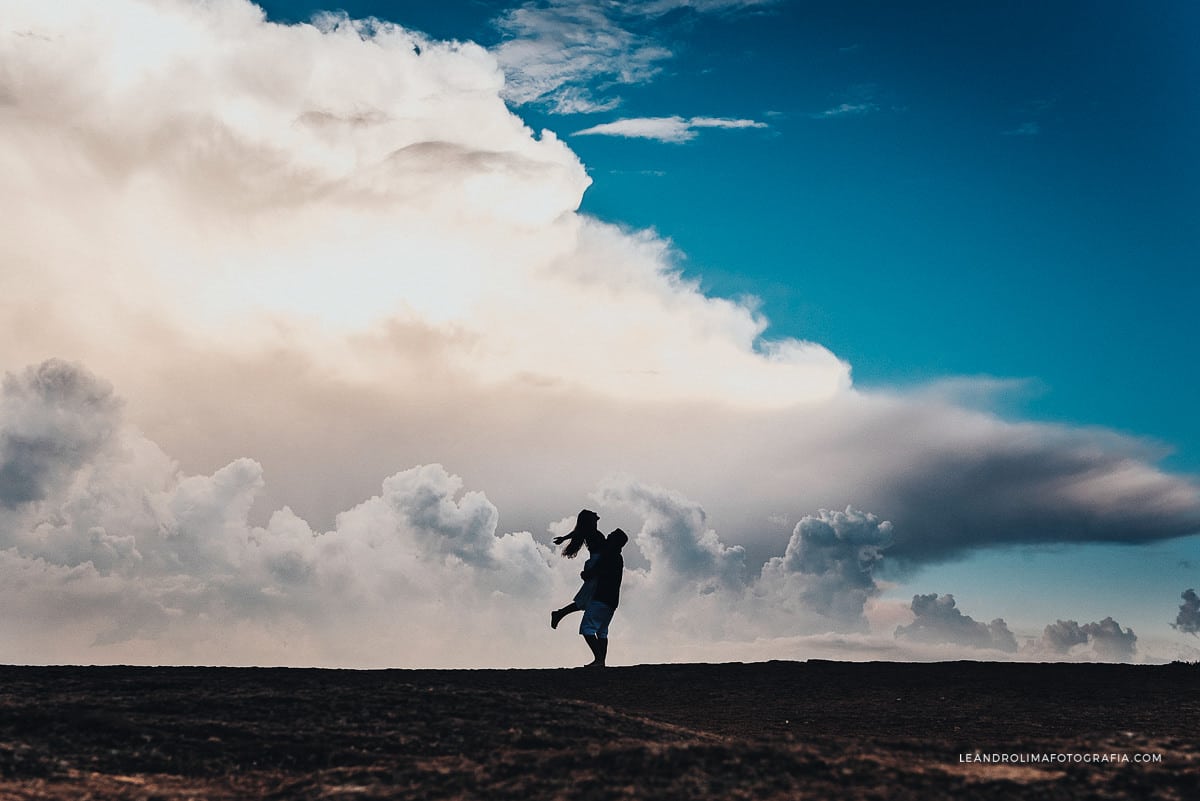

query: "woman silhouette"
xmin=549 ymin=509 xmax=606 ymax=629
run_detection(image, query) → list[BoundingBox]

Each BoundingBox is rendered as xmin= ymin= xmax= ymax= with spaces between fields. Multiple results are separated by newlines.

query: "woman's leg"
xmin=550 ymin=602 xmax=579 ymax=629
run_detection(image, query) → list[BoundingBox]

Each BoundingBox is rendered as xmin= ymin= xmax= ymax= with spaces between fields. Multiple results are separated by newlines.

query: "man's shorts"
xmin=579 ymin=601 xmax=615 ymax=638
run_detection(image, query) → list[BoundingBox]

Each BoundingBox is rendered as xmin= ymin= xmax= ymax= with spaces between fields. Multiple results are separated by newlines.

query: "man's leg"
xmin=583 ymin=635 xmax=607 ymax=667
xmin=579 ymin=602 xmax=613 ymax=667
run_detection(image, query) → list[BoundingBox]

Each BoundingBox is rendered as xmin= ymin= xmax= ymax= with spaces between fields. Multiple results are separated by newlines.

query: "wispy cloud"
xmin=575 ymin=115 xmax=768 ymax=143
xmin=810 ymin=102 xmax=878 ymax=120
xmin=1002 ymin=98 xmax=1054 ymax=136
xmin=636 ymin=0 xmax=781 ymax=11
xmin=492 ymin=0 xmax=781 ymax=113
xmin=493 ymin=3 xmax=671 ymax=114
xmin=1004 ymin=121 xmax=1041 ymax=136
xmin=809 ymin=83 xmax=883 ymax=120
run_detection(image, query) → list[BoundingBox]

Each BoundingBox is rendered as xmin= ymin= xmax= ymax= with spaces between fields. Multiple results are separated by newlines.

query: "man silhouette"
xmin=577 ymin=528 xmax=627 ymax=668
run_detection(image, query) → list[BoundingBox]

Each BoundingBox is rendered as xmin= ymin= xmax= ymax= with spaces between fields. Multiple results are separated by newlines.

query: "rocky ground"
xmin=1 ymin=660 xmax=1197 ymax=799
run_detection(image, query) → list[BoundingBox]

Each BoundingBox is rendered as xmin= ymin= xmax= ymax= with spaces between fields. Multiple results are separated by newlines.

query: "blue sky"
xmin=3 ymin=0 xmax=1198 ymax=665
xmin=258 ymin=0 xmax=1200 ymax=471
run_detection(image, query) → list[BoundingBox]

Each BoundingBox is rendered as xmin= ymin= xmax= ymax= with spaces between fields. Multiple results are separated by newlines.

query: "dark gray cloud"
xmin=1079 ymin=617 xmax=1138 ymax=661
xmin=1174 ymin=589 xmax=1200 ymax=636
xmin=863 ymin=409 xmax=1200 ymax=562
xmin=0 ymin=359 xmax=120 ymax=509
xmin=895 ymin=593 xmax=1018 ymax=652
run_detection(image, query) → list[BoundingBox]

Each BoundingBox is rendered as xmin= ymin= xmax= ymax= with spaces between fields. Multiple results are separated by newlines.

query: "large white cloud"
xmin=1 ymin=1 xmax=1199 ymax=665
xmin=1 ymin=0 xmax=847 ymax=410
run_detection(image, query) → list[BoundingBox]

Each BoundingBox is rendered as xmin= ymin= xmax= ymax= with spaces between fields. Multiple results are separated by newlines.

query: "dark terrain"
xmin=1 ymin=661 xmax=1197 ymax=799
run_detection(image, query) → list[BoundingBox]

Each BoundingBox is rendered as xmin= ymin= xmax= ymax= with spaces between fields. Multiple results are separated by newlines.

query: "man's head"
xmin=608 ymin=529 xmax=629 ymax=551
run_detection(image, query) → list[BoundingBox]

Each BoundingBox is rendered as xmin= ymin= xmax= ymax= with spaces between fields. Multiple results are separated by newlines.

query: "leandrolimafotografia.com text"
xmin=959 ymin=752 xmax=1163 ymax=766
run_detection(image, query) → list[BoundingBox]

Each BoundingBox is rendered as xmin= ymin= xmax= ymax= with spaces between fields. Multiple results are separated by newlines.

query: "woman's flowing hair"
xmin=554 ymin=509 xmax=601 ymax=559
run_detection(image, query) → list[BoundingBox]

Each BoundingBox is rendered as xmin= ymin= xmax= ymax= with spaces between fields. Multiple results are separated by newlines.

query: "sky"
xmin=0 ymin=0 xmax=1198 ymax=667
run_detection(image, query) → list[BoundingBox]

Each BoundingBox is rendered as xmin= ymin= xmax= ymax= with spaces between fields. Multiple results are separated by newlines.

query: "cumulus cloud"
xmin=895 ymin=594 xmax=1018 ymax=653
xmin=0 ymin=360 xmax=893 ymax=664
xmin=1040 ymin=619 xmax=1090 ymax=652
xmin=593 ymin=480 xmax=899 ymax=643
xmin=0 ymin=0 xmax=845 ymax=410
xmin=574 ymin=116 xmax=768 ymax=143
xmin=599 ymin=478 xmax=747 ymax=591
xmin=1174 ymin=589 xmax=1200 ymax=635
xmin=1038 ymin=617 xmax=1138 ymax=661
xmin=1 ymin=1 xmax=1199 ymax=665
xmin=0 ymin=361 xmax=565 ymax=666
xmin=0 ymin=360 xmax=121 ymax=508
xmin=0 ymin=360 xmax=1178 ymax=666
xmin=758 ymin=508 xmax=892 ymax=626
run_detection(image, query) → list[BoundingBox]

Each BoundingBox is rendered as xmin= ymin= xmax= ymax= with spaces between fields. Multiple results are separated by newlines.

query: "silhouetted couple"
xmin=550 ymin=509 xmax=627 ymax=668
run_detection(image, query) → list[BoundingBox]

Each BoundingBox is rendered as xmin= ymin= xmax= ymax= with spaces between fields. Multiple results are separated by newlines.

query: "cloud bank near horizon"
xmin=0 ymin=359 xmax=908 ymax=665
xmin=0 ymin=360 xmax=1157 ymax=666
xmin=2 ymin=1 xmax=1199 ymax=665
